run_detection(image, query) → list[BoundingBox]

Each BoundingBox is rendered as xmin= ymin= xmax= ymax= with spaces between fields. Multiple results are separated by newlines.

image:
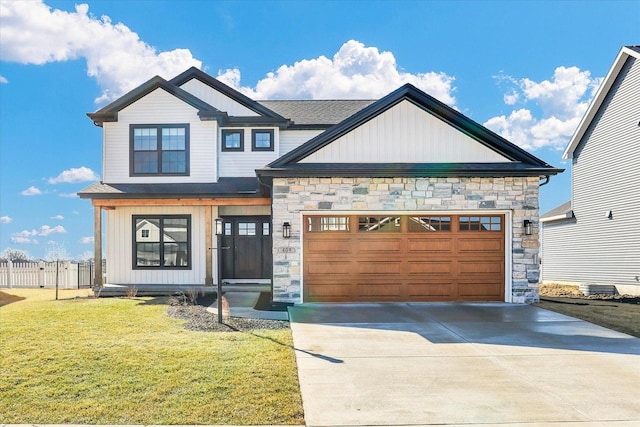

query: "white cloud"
xmin=0 ymin=75 xmax=7 ymax=84
xmin=48 ymin=166 xmax=99 ymax=184
xmin=485 ymin=66 xmax=602 ymax=151
xmin=503 ymin=91 xmax=519 ymax=105
xmin=217 ymin=40 xmax=457 ymax=105
xmin=0 ymin=216 xmax=12 ymax=224
xmin=21 ymin=186 xmax=43 ymax=196
xmin=39 ymin=225 xmax=67 ymax=236
xmin=10 ymin=224 xmax=67 ymax=245
xmin=51 ymin=215 xmax=64 ymax=220
xmin=79 ymin=236 xmax=94 ymax=244
xmin=0 ymin=0 xmax=202 ymax=103
xmin=59 ymin=193 xmax=79 ymax=198
xmin=11 ymin=233 xmax=39 ymax=245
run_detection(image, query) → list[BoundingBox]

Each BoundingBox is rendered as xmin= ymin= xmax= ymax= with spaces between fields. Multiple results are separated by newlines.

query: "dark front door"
xmin=221 ymin=216 xmax=272 ymax=280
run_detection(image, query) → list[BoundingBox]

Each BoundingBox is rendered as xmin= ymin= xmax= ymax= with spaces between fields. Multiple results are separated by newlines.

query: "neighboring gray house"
xmin=541 ymin=46 xmax=640 ymax=295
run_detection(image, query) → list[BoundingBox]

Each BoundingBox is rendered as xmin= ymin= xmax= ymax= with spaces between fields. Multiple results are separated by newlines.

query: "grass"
xmin=0 ymin=289 xmax=304 ymax=425
xmin=535 ymin=284 xmax=640 ymax=338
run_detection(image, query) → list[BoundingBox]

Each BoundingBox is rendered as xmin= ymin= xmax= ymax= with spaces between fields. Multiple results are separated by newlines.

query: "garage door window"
xmin=408 ymin=216 xmax=451 ymax=232
xmin=307 ymin=216 xmax=350 ymax=232
xmin=358 ymin=216 xmax=401 ymax=232
xmin=459 ymin=216 xmax=502 ymax=231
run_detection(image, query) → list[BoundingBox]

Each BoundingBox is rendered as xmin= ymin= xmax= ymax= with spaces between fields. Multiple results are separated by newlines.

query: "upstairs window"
xmin=130 ymin=124 xmax=189 ymax=176
xmin=252 ymin=129 xmax=274 ymax=151
xmin=222 ymin=129 xmax=244 ymax=151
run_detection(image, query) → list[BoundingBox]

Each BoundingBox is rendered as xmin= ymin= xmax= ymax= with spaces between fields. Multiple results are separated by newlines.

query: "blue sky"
xmin=0 ymin=0 xmax=638 ymax=260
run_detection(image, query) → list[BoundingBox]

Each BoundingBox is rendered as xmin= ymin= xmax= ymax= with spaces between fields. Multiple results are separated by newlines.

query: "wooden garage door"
xmin=303 ymin=215 xmax=505 ymax=302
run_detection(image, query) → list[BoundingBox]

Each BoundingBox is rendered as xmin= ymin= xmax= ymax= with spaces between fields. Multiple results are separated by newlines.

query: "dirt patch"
xmin=535 ymin=286 xmax=640 ymax=338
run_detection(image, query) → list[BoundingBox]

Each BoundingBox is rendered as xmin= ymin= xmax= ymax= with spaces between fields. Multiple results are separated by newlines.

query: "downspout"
xmin=539 ymin=175 xmax=550 ymax=186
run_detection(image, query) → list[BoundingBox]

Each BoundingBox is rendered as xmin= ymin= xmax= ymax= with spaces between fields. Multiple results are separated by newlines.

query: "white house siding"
xmin=279 ymin=129 xmax=323 ymax=156
xmin=105 ymin=205 xmax=212 ymax=285
xmin=178 ymin=79 xmax=260 ymax=116
xmin=542 ymin=56 xmax=640 ymax=293
xmin=271 ymin=176 xmax=540 ymax=304
xmin=103 ymin=88 xmax=218 ymax=183
xmin=218 ymin=128 xmax=280 ymax=177
xmin=300 ymin=100 xmax=511 ymax=163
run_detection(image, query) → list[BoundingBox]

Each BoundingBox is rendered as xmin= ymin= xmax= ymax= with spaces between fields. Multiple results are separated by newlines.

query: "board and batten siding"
xmin=179 ymin=79 xmax=260 ymax=117
xmin=300 ymin=100 xmax=511 ymax=163
xmin=279 ymin=129 xmax=324 ymax=156
xmin=105 ymin=206 xmax=212 ymax=285
xmin=103 ymin=88 xmax=218 ymax=183
xmin=218 ymin=128 xmax=280 ymax=177
xmin=542 ymin=55 xmax=640 ymax=292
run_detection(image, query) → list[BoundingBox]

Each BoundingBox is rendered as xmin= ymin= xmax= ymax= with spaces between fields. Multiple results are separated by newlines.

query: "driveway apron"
xmin=288 ymin=302 xmax=640 ymax=426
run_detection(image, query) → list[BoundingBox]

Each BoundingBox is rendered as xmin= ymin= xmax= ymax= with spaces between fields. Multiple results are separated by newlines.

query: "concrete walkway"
xmin=289 ymin=302 xmax=640 ymax=426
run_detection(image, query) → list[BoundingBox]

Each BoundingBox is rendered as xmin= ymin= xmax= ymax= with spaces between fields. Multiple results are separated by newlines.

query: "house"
xmin=541 ymin=45 xmax=640 ymax=296
xmin=79 ymin=67 xmax=561 ymax=304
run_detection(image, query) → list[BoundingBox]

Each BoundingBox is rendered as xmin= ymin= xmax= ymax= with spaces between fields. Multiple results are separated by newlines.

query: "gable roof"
xmin=258 ymin=84 xmax=562 ymax=178
xmin=259 ymin=99 xmax=376 ymax=128
xmin=87 ymin=76 xmax=221 ymax=126
xmin=170 ymin=67 xmax=289 ymax=123
xmin=562 ymin=45 xmax=640 ymax=159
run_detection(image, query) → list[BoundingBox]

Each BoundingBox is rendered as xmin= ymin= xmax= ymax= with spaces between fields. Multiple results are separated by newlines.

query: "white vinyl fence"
xmin=0 ymin=261 xmax=101 ymax=289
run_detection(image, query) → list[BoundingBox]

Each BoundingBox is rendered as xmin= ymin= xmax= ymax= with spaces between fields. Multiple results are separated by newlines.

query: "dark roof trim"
xmin=170 ymin=67 xmax=288 ymax=121
xmin=77 ymin=178 xmax=269 ymax=199
xmin=286 ymin=124 xmax=334 ymax=130
xmin=268 ymin=84 xmax=557 ymax=170
xmin=257 ymin=162 xmax=564 ymax=179
xmin=87 ymin=76 xmax=220 ymax=127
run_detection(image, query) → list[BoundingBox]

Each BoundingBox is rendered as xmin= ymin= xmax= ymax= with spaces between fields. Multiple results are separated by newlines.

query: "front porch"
xmin=95 ymin=282 xmax=271 ymax=297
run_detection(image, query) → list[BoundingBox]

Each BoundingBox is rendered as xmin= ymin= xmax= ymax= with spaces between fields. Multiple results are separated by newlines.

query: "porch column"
xmin=93 ymin=205 xmax=103 ymax=288
xmin=205 ymin=205 xmax=213 ymax=285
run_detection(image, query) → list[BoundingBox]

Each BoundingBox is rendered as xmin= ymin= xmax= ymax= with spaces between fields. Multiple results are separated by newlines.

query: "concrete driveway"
xmin=288 ymin=302 xmax=640 ymax=426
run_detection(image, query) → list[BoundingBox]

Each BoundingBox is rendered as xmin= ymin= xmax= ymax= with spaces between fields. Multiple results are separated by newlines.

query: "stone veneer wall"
xmin=271 ymin=177 xmax=541 ymax=304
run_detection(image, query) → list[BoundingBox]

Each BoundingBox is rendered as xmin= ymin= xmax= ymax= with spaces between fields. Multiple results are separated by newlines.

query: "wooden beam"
xmin=205 ymin=206 xmax=213 ymax=286
xmin=91 ymin=197 xmax=270 ymax=208
xmin=94 ymin=206 xmax=103 ymax=288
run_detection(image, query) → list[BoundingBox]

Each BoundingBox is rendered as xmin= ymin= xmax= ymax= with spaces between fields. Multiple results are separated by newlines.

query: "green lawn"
xmin=0 ymin=289 xmax=304 ymax=425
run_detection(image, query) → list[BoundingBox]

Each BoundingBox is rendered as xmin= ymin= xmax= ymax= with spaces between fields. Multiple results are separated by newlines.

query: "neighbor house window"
xmin=130 ymin=124 xmax=189 ymax=175
xmin=133 ymin=215 xmax=191 ymax=269
xmin=251 ymin=129 xmax=274 ymax=151
xmin=222 ymin=129 xmax=244 ymax=151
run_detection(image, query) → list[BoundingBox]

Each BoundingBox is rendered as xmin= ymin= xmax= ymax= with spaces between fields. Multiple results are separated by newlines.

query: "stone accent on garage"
xmin=271 ymin=176 xmax=541 ymax=304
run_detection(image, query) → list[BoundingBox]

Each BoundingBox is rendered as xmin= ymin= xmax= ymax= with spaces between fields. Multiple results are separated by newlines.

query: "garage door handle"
xmin=221 ymin=246 xmax=231 ymax=250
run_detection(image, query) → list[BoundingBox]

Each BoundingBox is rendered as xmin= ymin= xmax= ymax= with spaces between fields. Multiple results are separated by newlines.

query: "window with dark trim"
xmin=133 ymin=215 xmax=191 ymax=269
xmin=251 ymin=129 xmax=274 ymax=151
xmin=221 ymin=129 xmax=244 ymax=151
xmin=130 ymin=124 xmax=189 ymax=176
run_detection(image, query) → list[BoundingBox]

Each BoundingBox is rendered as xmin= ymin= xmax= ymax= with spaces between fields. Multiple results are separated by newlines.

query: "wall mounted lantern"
xmin=214 ymin=218 xmax=223 ymax=236
xmin=524 ymin=219 xmax=533 ymax=236
xmin=283 ymin=222 xmax=291 ymax=239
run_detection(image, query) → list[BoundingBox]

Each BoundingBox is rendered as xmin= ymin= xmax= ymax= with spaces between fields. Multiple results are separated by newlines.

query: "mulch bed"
xmin=166 ymin=292 xmax=290 ymax=332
